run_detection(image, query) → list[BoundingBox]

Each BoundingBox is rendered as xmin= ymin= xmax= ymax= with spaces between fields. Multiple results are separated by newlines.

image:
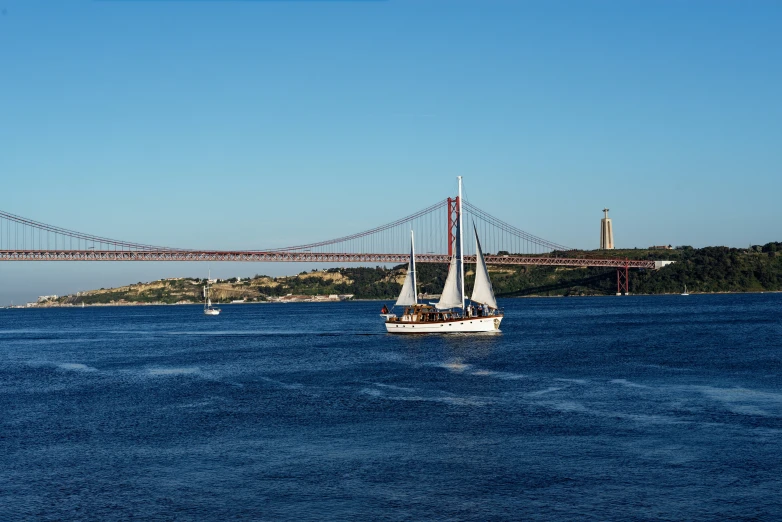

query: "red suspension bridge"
xmin=0 ymin=195 xmax=659 ymax=294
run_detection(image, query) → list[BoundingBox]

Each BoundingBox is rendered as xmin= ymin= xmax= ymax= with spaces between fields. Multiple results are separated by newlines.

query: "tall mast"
xmin=458 ymin=176 xmax=465 ymax=311
xmin=411 ymin=229 xmax=417 ymax=304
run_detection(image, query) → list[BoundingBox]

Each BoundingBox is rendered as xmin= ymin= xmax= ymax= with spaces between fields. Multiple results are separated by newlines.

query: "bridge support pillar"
xmin=616 ymin=259 xmax=630 ymax=295
xmin=447 ymin=196 xmax=460 ymax=257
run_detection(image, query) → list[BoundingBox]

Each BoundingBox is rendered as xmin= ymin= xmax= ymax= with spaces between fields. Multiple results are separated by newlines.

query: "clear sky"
xmin=1 ymin=0 xmax=780 ymax=304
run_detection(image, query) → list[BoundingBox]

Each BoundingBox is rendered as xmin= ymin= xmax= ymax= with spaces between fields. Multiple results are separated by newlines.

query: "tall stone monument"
xmin=600 ymin=208 xmax=614 ymax=250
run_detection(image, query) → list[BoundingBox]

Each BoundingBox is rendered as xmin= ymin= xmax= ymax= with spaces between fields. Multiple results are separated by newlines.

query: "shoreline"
xmin=6 ymin=290 xmax=780 ymax=309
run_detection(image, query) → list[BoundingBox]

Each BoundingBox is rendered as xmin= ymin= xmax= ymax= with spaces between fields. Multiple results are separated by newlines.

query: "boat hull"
xmin=204 ymin=309 xmax=220 ymax=316
xmin=385 ymin=315 xmax=502 ymax=334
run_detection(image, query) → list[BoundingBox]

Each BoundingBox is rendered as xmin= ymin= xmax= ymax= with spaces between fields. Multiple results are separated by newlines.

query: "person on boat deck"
xmin=381 ymin=304 xmax=389 ymax=314
xmin=477 ymin=304 xmax=484 ymax=316
xmin=466 ymin=304 xmax=473 ymax=317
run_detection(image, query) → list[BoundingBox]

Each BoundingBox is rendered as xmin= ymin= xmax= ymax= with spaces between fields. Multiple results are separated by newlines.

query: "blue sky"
xmin=1 ymin=0 xmax=780 ymax=304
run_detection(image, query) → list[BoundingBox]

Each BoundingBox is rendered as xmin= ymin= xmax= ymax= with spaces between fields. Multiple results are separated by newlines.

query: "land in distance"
xmin=25 ymin=243 xmax=782 ymax=307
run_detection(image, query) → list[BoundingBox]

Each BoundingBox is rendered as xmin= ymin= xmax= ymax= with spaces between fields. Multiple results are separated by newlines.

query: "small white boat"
xmin=203 ymin=270 xmax=221 ymax=316
xmin=384 ymin=177 xmax=503 ymax=334
xmin=681 ymin=284 xmax=689 ymax=296
xmin=204 ymin=300 xmax=220 ymax=316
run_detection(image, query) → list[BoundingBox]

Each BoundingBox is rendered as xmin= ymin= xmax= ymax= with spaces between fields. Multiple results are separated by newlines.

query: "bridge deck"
xmin=0 ymin=250 xmax=658 ymax=269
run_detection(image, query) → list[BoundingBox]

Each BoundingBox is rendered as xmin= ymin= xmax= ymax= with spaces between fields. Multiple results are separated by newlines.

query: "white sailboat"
xmin=681 ymin=284 xmax=689 ymax=296
xmin=204 ymin=270 xmax=221 ymax=316
xmin=384 ymin=177 xmax=503 ymax=334
xmin=380 ymin=230 xmax=417 ymax=320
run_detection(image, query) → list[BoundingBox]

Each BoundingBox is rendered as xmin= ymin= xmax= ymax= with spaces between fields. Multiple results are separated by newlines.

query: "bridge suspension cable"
xmin=264 ymin=200 xmax=448 ymax=255
xmin=0 ymin=197 xmax=582 ymax=262
xmin=262 ymin=199 xmax=571 ymax=256
xmin=461 ymin=201 xmax=570 ymax=254
xmin=0 ymin=210 xmax=181 ymax=252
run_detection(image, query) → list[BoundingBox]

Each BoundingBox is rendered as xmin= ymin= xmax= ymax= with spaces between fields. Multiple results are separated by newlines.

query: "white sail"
xmin=471 ymin=224 xmax=498 ymax=309
xmin=436 ymin=218 xmax=464 ymax=310
xmin=395 ymin=231 xmax=418 ymax=307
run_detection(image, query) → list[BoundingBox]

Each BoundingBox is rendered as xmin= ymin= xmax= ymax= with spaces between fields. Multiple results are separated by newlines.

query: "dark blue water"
xmin=1 ymin=295 xmax=781 ymax=521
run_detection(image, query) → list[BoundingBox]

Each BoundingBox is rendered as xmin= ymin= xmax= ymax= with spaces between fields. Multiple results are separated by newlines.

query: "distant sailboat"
xmin=383 ymin=177 xmax=503 ymax=333
xmin=204 ymin=270 xmax=221 ymax=316
xmin=681 ymin=284 xmax=689 ymax=296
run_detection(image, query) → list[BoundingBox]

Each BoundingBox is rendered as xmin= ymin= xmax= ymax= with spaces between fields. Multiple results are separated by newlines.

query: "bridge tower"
xmin=447 ymin=196 xmax=460 ymax=257
xmin=600 ymin=208 xmax=614 ymax=250
xmin=616 ymin=258 xmax=630 ymax=296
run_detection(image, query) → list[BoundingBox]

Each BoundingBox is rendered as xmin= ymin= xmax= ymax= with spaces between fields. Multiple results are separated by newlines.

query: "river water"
xmin=1 ymin=294 xmax=781 ymax=520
